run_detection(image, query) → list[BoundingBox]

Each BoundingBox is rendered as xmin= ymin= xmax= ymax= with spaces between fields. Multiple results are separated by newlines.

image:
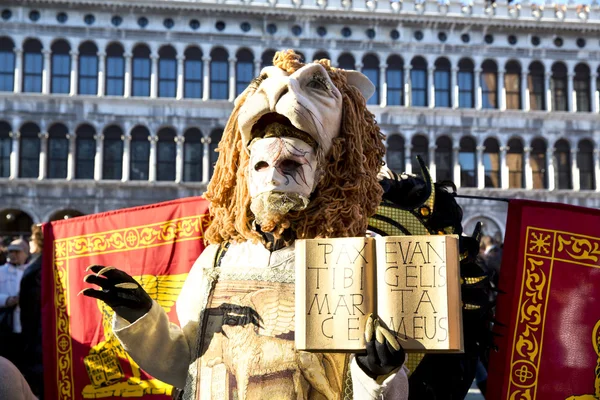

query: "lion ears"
xmin=345 ymin=70 xmax=376 ymax=102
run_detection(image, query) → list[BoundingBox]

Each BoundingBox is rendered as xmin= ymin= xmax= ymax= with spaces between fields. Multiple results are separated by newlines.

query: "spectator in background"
xmin=0 ymin=238 xmax=30 ymax=367
xmin=20 ymin=224 xmax=44 ymax=398
xmin=481 ymin=235 xmax=502 ymax=284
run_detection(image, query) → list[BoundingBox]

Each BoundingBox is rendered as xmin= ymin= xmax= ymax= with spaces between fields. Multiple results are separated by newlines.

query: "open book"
xmin=295 ymin=235 xmax=462 ymax=353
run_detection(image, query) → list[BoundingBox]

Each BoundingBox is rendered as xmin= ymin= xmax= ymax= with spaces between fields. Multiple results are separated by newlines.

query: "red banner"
xmin=42 ymin=197 xmax=211 ymax=400
xmin=488 ymin=199 xmax=600 ymax=399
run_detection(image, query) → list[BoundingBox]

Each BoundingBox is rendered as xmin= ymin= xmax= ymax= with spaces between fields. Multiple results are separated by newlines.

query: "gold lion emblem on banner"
xmin=82 ymin=273 xmax=187 ymax=398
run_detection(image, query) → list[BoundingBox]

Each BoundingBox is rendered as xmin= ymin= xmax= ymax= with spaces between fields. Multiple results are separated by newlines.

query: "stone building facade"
xmin=0 ymin=0 xmax=599 ymax=240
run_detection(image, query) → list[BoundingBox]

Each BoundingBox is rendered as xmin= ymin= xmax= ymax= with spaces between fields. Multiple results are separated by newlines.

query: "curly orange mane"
xmin=204 ymin=50 xmax=385 ymax=244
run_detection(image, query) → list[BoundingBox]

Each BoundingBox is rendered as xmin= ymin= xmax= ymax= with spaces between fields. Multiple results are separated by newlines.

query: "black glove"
xmin=81 ymin=265 xmax=153 ymax=324
xmin=356 ymin=315 xmax=405 ymax=379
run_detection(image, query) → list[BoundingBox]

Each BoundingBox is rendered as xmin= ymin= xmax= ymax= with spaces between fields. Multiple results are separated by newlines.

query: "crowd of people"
xmin=0 ymin=225 xmax=44 ymax=399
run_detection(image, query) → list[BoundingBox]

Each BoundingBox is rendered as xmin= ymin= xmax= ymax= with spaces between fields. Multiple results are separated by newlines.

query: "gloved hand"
xmin=81 ymin=265 xmax=153 ymax=324
xmin=355 ymin=314 xmax=405 ymax=379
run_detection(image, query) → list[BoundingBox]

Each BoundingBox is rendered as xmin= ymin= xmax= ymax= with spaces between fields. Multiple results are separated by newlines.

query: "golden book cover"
xmin=295 ymin=235 xmax=462 ymax=353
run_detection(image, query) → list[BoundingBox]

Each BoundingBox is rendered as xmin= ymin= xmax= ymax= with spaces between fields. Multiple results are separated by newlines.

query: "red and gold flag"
xmin=41 ymin=197 xmax=210 ymax=400
xmin=487 ymin=199 xmax=600 ymax=399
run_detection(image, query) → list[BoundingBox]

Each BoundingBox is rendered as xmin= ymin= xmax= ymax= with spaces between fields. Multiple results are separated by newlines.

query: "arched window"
xmin=183 ymin=128 xmax=203 ymax=182
xmin=103 ymin=125 xmax=123 ymax=180
xmin=531 ymin=138 xmax=547 ymax=189
xmin=411 ymin=135 xmax=429 ymax=174
xmin=236 ymin=49 xmax=254 ymax=96
xmin=184 ymin=47 xmax=202 ymax=99
xmin=459 ymin=137 xmax=477 ymax=187
xmin=129 ymin=126 xmax=150 ymax=181
xmin=261 ymin=49 xmax=276 ymax=68
xmin=0 ymin=121 xmax=11 ymax=177
xmin=434 ymin=58 xmax=451 ymax=108
xmin=23 ymin=39 xmax=43 ymax=93
xmin=386 ymin=135 xmax=405 ymax=171
xmin=435 ymin=136 xmax=452 ymax=181
xmin=75 ymin=124 xmax=96 ymax=179
xmin=483 ymin=138 xmax=500 ymax=188
xmin=106 ymin=43 xmax=124 ymax=96
xmin=132 ymin=44 xmax=151 ymax=97
xmin=19 ymin=123 xmax=40 ymax=178
xmin=481 ymin=60 xmax=498 ymax=109
xmin=507 ymin=138 xmax=524 ymax=188
xmin=386 ymin=55 xmax=403 ymax=106
xmin=554 ymin=140 xmax=571 ymax=189
xmin=362 ymin=54 xmax=379 ymax=105
xmin=505 ymin=61 xmax=521 ymax=110
xmin=574 ymin=64 xmax=591 ymax=112
xmin=210 ymin=48 xmax=228 ymax=100
xmin=51 ymin=40 xmax=71 ymax=94
xmin=0 ymin=38 xmax=15 ymax=92
xmin=209 ymin=128 xmax=223 ymax=178
xmin=338 ymin=53 xmax=356 ymax=70
xmin=158 ymin=46 xmax=177 ymax=98
xmin=578 ymin=139 xmax=595 ymax=190
xmin=528 ymin=62 xmax=545 ymax=111
xmin=313 ymin=51 xmax=330 ymax=62
xmin=551 ymin=63 xmax=568 ymax=112
xmin=47 ymin=123 xmax=68 ymax=179
xmin=78 ymin=41 xmax=98 ymax=95
xmin=458 ymin=59 xmax=474 ymax=109
xmin=157 ymin=128 xmax=176 ymax=181
xmin=411 ymin=57 xmax=427 ymax=107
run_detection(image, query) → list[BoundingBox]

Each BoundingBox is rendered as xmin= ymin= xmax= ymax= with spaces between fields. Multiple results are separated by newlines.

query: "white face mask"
xmin=248 ymin=137 xmax=318 ymax=200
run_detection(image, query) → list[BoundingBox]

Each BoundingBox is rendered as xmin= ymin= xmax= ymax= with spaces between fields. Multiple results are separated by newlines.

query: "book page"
xmin=295 ymin=237 xmax=375 ymax=351
xmin=375 ymin=235 xmax=463 ymax=352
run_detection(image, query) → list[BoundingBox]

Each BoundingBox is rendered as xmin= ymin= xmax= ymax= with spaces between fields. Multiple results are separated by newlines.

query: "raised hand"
xmin=356 ymin=314 xmax=405 ymax=379
xmin=80 ymin=265 xmax=153 ymax=324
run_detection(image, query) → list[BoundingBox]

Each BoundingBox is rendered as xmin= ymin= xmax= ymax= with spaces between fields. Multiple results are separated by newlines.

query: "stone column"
xmin=428 ymin=66 xmax=435 ymax=108
xmin=524 ymin=146 xmax=533 ymax=189
xmin=567 ymin=72 xmax=574 ymax=112
xmin=521 ymin=72 xmax=529 ymax=111
xmin=547 ymin=148 xmax=556 ymax=190
xmin=38 ymin=131 xmax=49 ymax=179
xmin=121 ymin=134 xmax=131 ymax=182
xmin=124 ymin=53 xmax=132 ymax=98
xmin=202 ymin=57 xmax=211 ymax=101
xmin=254 ymin=60 xmax=262 ymax=77
xmin=202 ymin=135 xmax=211 ymax=182
xmin=475 ymin=68 xmax=482 ymax=110
xmin=148 ymin=135 xmax=158 ymax=181
xmin=175 ymin=135 xmax=184 ymax=183
xmin=94 ymin=134 xmax=104 ymax=181
xmin=452 ymin=146 xmax=461 ymax=188
xmin=66 ymin=133 xmax=76 ymax=180
xmin=9 ymin=131 xmax=20 ymax=179
xmin=69 ymin=51 xmax=79 ymax=96
xmin=150 ymin=54 xmax=158 ymax=98
xmin=228 ymin=58 xmax=236 ymax=102
xmin=404 ymin=65 xmax=412 ymax=107
xmin=571 ymin=148 xmax=580 ymax=190
xmin=476 ymin=145 xmax=485 ymax=189
xmin=97 ymin=52 xmax=106 ymax=97
xmin=428 ymin=145 xmax=437 ymax=182
xmin=451 ymin=66 xmax=458 ymax=109
xmin=591 ymin=72 xmax=598 ymax=113
xmin=176 ymin=56 xmax=185 ymax=100
xmin=42 ymin=49 xmax=51 ymax=94
xmin=594 ymin=148 xmax=600 ymax=192
xmin=13 ymin=48 xmax=22 ymax=93
xmin=379 ymin=64 xmax=387 ymax=107
xmin=500 ymin=146 xmax=509 ymax=189
xmin=544 ymin=71 xmax=552 ymax=112
xmin=498 ymin=69 xmax=506 ymax=111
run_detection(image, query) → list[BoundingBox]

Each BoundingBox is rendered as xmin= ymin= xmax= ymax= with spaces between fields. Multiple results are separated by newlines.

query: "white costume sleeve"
xmin=349 ymin=355 xmax=409 ymax=399
xmin=112 ymin=244 xmax=219 ymax=389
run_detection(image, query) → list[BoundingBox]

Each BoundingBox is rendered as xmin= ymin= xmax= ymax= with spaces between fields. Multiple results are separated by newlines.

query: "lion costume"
xmin=110 ymin=51 xmax=409 ymax=399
